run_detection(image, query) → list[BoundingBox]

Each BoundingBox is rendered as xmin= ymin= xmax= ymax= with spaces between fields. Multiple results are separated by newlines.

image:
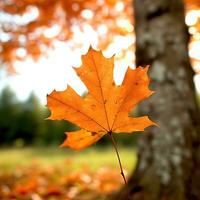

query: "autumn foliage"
xmin=0 ymin=0 xmax=132 ymax=70
xmin=47 ymin=47 xmax=155 ymax=150
xmin=1 ymin=0 xmax=200 ymax=72
xmin=0 ymin=162 xmax=124 ymax=200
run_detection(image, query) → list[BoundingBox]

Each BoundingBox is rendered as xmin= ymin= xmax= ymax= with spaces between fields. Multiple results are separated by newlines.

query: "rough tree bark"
xmin=116 ymin=0 xmax=200 ymax=199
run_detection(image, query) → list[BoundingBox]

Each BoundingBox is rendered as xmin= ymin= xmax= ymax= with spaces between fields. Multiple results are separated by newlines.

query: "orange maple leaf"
xmin=46 ymin=47 xmax=155 ymax=150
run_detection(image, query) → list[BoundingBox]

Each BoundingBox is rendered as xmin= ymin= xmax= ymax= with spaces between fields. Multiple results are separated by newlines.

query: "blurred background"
xmin=0 ymin=0 xmax=200 ymax=199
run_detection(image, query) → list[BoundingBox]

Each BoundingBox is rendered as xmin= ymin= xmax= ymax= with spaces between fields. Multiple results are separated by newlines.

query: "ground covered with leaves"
xmin=0 ymin=147 xmax=136 ymax=200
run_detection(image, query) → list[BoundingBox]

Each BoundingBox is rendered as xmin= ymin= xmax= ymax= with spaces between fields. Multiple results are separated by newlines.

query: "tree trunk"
xmin=117 ymin=0 xmax=200 ymax=199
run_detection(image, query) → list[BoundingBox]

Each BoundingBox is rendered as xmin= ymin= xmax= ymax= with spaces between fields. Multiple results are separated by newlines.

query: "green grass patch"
xmin=0 ymin=146 xmax=137 ymax=173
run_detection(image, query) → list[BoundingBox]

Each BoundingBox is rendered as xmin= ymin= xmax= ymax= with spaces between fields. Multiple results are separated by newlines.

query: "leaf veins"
xmin=47 ymin=47 xmax=155 ymax=150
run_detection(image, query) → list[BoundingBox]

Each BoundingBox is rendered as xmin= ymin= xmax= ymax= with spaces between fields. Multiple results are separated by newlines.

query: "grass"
xmin=0 ymin=146 xmax=137 ymax=173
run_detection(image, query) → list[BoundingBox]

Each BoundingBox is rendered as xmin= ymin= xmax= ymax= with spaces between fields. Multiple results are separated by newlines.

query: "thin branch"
xmin=108 ymin=132 xmax=127 ymax=185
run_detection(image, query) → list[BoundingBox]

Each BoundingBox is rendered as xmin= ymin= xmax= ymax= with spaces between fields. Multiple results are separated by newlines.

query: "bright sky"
xmin=0 ymin=9 xmax=200 ymax=105
xmin=0 ymin=42 xmax=87 ymax=104
xmin=0 ymin=38 xmax=132 ymax=105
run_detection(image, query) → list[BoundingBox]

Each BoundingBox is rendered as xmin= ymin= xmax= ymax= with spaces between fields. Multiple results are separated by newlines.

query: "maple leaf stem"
xmin=108 ymin=132 xmax=127 ymax=185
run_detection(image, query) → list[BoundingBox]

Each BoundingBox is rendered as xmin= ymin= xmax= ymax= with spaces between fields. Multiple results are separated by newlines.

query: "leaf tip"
xmin=146 ymin=116 xmax=158 ymax=128
xmin=60 ymin=133 xmax=68 ymax=148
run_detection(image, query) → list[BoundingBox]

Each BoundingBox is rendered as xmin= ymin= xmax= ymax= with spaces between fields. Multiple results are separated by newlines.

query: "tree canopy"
xmin=0 ymin=0 xmax=200 ymax=72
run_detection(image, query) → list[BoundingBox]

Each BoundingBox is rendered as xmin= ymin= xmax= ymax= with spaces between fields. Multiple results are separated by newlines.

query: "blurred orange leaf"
xmin=47 ymin=47 xmax=155 ymax=150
